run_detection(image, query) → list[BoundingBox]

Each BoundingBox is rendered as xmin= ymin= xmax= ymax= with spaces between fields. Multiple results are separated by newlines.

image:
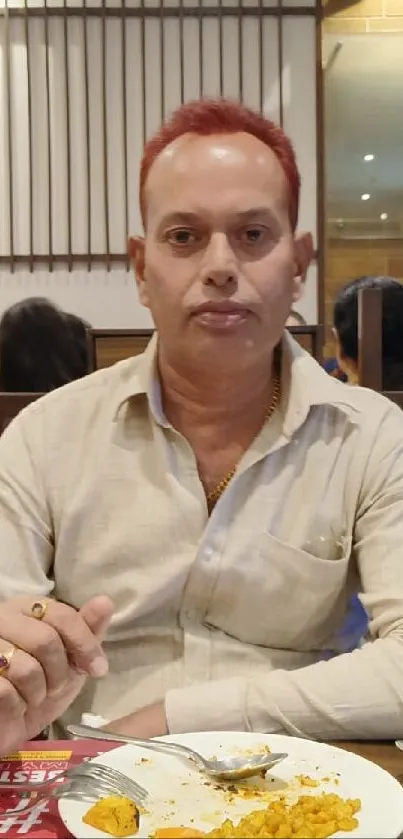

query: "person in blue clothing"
xmin=326 ymin=275 xmax=403 ymax=655
xmin=333 ymin=275 xmax=403 ymax=388
xmin=286 ymin=309 xmax=347 ymax=380
xmin=322 ymin=356 xmax=347 ymax=382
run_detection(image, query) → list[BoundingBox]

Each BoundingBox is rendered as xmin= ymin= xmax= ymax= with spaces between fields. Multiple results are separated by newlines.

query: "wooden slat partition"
xmin=90 ymin=325 xmax=323 ymax=370
xmin=0 ymin=0 xmax=320 ymax=275
xmin=358 ymin=286 xmax=403 ymax=409
xmin=89 ymin=328 xmax=153 ymax=369
xmin=288 ymin=324 xmax=323 ymax=362
xmin=358 ymin=287 xmax=383 ymax=392
xmin=383 ymin=392 xmax=403 ymax=410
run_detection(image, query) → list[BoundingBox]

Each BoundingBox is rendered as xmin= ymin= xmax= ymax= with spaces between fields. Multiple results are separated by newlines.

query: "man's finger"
xmin=79 ymin=596 xmax=113 ymax=640
xmin=0 ymin=641 xmax=47 ymax=708
xmin=42 ymin=599 xmax=112 ymax=678
xmin=0 ymin=611 xmax=69 ymax=691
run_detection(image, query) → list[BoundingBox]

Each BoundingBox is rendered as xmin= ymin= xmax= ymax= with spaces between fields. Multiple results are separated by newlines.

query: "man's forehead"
xmin=144 ymin=132 xmax=288 ymax=217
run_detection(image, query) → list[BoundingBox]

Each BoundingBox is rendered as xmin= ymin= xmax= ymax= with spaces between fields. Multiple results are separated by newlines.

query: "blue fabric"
xmin=323 ymin=357 xmax=338 ymax=373
xmin=337 ymin=595 xmax=368 ymax=651
xmin=323 ymin=357 xmax=348 ymax=382
xmin=322 ymin=595 xmax=368 ymax=659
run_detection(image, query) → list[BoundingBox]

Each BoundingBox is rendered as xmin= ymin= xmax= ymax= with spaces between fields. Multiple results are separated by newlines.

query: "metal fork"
xmin=0 ymin=761 xmax=148 ymax=818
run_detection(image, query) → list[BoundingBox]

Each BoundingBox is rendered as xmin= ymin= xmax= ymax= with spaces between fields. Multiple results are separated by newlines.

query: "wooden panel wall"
xmin=94 ymin=328 xmax=321 ymax=369
xmin=325 ymin=238 xmax=403 ymax=355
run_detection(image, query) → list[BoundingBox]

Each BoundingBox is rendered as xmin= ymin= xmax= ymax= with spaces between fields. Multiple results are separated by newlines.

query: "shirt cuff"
xmin=164 ymin=676 xmax=247 ymax=734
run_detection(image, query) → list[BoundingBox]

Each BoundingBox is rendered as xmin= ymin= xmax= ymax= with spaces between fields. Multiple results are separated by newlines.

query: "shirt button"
xmin=204 ymin=546 xmax=213 ymax=560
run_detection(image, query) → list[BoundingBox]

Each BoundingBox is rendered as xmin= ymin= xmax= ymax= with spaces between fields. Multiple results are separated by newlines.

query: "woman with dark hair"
xmin=0 ymin=297 xmax=91 ymax=393
xmin=64 ymin=312 xmax=92 ymax=372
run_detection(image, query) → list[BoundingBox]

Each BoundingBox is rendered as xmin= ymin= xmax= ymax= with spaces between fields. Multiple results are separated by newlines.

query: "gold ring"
xmin=31 ymin=600 xmax=49 ymax=621
xmin=0 ymin=647 xmax=16 ymax=676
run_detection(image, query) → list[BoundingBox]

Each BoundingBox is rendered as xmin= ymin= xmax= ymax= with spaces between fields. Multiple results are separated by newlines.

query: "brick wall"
xmin=323 ymin=0 xmax=403 ymax=34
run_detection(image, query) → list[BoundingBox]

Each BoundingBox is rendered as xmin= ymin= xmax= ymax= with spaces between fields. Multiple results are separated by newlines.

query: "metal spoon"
xmin=68 ymin=723 xmax=288 ymax=781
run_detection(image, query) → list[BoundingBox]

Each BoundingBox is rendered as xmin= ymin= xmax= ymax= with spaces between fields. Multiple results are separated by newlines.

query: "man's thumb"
xmin=80 ymin=595 xmax=113 ymax=640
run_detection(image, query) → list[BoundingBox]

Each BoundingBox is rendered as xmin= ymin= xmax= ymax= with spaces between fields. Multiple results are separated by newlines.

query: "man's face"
xmin=131 ymin=132 xmax=312 ymax=366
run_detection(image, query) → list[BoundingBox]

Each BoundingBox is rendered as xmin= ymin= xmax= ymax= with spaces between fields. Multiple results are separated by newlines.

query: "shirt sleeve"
xmin=165 ymin=401 xmax=403 ymax=740
xmin=0 ymin=405 xmax=54 ymax=599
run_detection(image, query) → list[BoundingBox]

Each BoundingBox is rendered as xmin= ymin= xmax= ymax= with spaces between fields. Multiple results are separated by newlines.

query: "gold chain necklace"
xmin=206 ymin=368 xmax=281 ymax=508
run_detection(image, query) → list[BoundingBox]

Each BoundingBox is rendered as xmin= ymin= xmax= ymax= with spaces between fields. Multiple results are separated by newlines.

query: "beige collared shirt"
xmin=1 ymin=332 xmax=403 ymax=740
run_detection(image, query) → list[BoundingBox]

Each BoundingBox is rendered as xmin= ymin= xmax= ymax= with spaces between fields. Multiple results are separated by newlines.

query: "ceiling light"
xmin=364 ymin=154 xmax=375 ymax=162
xmin=361 ymin=193 xmax=371 ymax=201
xmin=380 ymin=212 xmax=388 ymax=220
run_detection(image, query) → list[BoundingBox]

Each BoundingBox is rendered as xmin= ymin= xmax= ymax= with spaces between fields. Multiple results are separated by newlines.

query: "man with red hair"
xmin=0 ymin=99 xmax=402 ymax=752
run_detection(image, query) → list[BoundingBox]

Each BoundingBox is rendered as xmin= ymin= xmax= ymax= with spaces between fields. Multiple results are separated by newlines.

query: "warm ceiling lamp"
xmin=361 ymin=193 xmax=371 ymax=201
xmin=364 ymin=154 xmax=375 ymax=162
xmin=380 ymin=213 xmax=388 ymax=220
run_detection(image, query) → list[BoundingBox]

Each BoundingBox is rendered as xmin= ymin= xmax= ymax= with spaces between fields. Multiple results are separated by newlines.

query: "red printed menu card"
xmin=0 ymin=739 xmax=118 ymax=838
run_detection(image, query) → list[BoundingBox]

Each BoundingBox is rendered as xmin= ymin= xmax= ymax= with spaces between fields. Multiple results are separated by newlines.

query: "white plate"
xmin=59 ymin=731 xmax=403 ymax=838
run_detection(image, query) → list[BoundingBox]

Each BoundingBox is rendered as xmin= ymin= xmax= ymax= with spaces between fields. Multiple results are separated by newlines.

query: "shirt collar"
xmin=280 ymin=330 xmax=361 ymax=438
xmin=114 ymin=329 xmax=360 ymax=436
xmin=113 ymin=333 xmax=163 ymax=421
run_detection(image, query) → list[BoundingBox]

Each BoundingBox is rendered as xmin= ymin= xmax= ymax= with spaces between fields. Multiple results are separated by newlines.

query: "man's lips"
xmin=191 ymin=302 xmax=250 ymax=316
xmin=191 ymin=303 xmax=251 ymax=329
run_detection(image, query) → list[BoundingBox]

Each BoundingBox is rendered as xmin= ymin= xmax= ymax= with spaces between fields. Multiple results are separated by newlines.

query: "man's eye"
xmin=243 ymin=226 xmax=265 ymax=243
xmin=167 ymin=229 xmax=196 ymax=245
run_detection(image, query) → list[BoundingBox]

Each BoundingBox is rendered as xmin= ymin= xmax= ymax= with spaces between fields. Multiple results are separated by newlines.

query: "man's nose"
xmin=201 ymin=233 xmax=237 ymax=287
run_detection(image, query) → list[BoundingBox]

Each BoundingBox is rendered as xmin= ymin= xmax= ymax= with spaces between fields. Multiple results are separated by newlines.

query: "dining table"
xmin=0 ymin=738 xmax=401 ymax=838
xmin=337 ymin=740 xmax=403 ymax=781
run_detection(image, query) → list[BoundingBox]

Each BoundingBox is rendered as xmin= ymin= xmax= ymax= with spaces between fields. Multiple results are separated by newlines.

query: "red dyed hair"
xmin=139 ymin=98 xmax=300 ymax=230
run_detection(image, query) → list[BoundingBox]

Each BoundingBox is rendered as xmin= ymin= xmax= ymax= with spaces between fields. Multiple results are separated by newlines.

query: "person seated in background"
xmin=1 ymin=99 xmax=403 ymax=755
xmin=330 ymin=276 xmax=403 ymax=650
xmin=0 ymin=297 xmax=91 ymax=393
xmin=287 ymin=309 xmax=347 ymax=381
xmin=65 ymin=312 xmax=93 ymax=374
xmin=285 ymin=309 xmax=306 ymax=328
xmin=333 ymin=275 xmax=403 ymax=388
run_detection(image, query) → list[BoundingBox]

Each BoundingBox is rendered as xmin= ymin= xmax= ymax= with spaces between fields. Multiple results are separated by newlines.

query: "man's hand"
xmin=0 ymin=594 xmax=113 ymax=755
xmin=104 ymin=701 xmax=168 ymax=739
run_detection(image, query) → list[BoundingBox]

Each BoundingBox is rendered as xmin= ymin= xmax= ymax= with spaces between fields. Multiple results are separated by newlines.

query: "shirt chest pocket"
xmin=203 ymin=530 xmax=351 ymax=650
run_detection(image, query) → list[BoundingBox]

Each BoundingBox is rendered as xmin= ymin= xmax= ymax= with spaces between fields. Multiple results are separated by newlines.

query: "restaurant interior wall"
xmin=0 ymin=0 xmax=320 ymax=327
xmin=323 ymin=0 xmax=403 ymax=355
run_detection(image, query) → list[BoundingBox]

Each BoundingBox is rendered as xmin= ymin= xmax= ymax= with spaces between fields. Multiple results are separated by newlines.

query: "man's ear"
xmin=333 ymin=326 xmax=355 ymax=380
xmin=333 ymin=326 xmax=342 ymax=364
xmin=128 ymin=236 xmax=149 ymax=308
xmin=292 ymin=232 xmax=314 ymax=302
